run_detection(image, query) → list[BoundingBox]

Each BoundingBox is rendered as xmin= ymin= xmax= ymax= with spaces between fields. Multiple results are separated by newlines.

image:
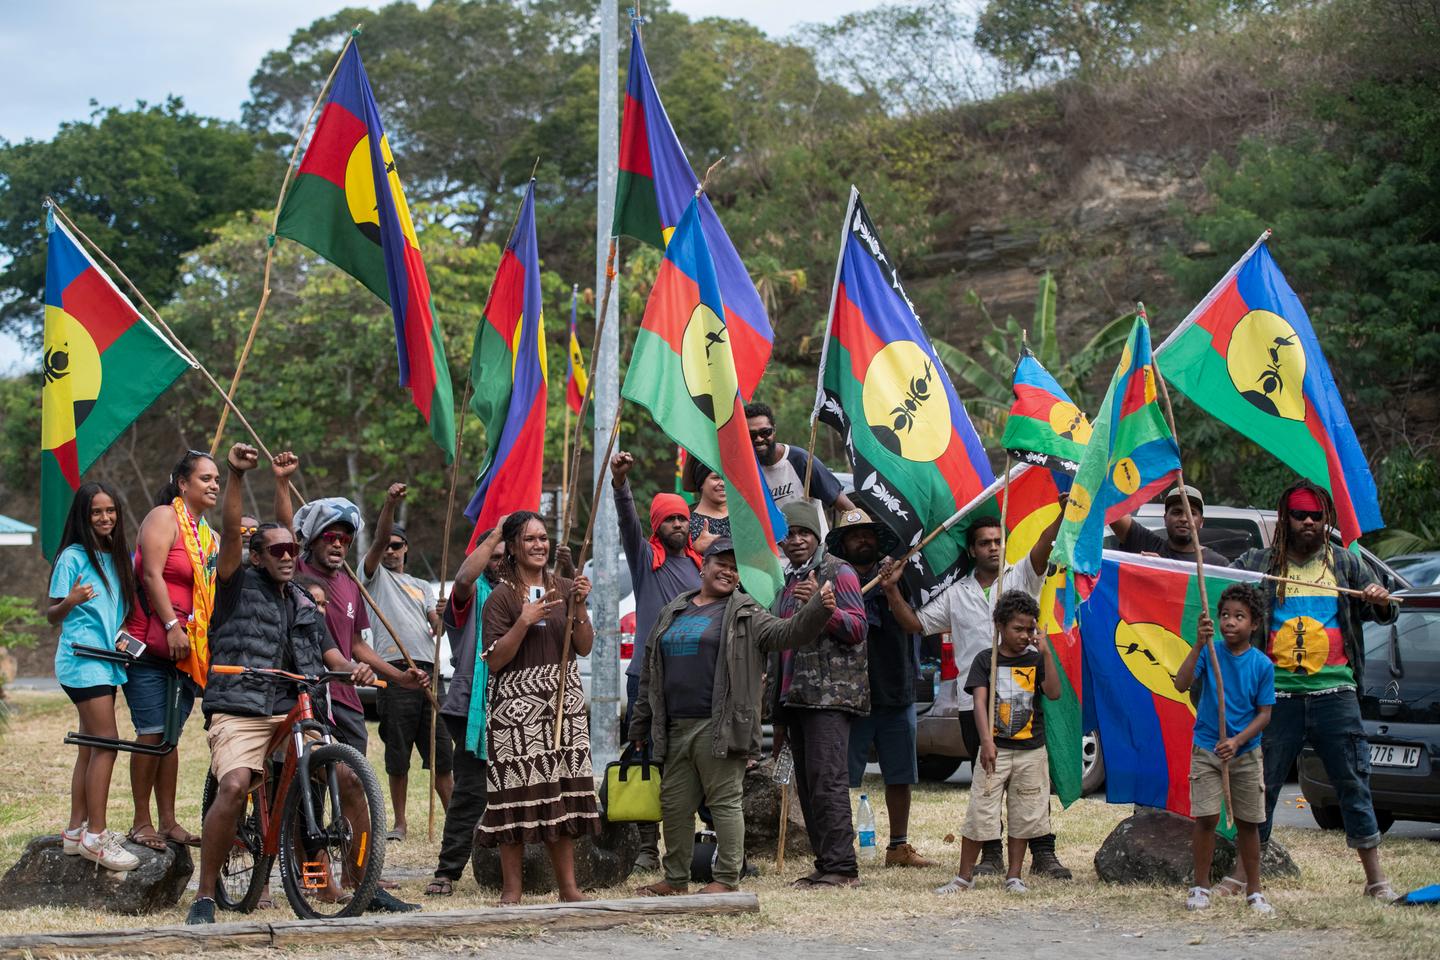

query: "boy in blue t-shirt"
xmin=1174 ymin=582 xmax=1276 ymax=917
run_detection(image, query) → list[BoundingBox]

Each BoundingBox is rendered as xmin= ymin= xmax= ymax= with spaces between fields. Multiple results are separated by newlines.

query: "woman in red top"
xmin=121 ymin=450 xmax=219 ymax=850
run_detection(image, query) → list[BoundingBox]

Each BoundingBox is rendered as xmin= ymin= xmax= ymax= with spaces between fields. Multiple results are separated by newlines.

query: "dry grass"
xmin=1 ymin=689 xmax=1437 ymax=958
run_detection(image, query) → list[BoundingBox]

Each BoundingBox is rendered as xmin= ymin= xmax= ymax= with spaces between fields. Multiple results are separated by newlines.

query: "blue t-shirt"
xmin=1191 ymin=641 xmax=1275 ymax=756
xmin=49 ymin=545 xmax=128 ymax=689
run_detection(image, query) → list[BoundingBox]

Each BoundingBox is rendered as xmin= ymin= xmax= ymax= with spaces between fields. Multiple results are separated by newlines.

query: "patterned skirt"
xmin=476 ymin=659 xmax=601 ymax=846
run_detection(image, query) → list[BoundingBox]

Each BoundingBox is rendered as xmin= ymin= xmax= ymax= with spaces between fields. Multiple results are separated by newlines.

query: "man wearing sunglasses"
xmin=191 ymin=443 xmax=378 ymax=924
xmin=360 ymin=482 xmax=452 ymax=843
xmin=1227 ymin=480 xmax=1399 ymax=902
xmin=743 ymin=402 xmax=856 ymax=514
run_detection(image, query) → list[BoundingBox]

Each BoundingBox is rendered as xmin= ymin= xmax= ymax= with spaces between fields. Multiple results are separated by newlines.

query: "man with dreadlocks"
xmin=1225 ymin=480 xmax=1399 ymax=901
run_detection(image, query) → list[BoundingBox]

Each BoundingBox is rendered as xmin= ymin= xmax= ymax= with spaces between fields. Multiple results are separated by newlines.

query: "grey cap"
xmin=1165 ymin=485 xmax=1204 ymax=512
xmin=703 ymin=537 xmax=735 ymax=559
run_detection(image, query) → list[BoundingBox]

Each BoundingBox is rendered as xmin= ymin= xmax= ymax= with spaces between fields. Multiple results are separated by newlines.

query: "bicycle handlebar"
xmin=210 ymin=665 xmax=388 ymax=689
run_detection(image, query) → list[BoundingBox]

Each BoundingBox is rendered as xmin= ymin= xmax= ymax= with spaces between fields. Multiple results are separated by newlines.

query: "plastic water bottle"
xmin=856 ymin=793 xmax=878 ymax=861
xmin=771 ymin=745 xmax=794 ymax=785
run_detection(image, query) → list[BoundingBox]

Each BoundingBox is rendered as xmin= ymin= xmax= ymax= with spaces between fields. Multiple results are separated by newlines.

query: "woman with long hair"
xmin=121 ymin=449 xmax=219 ymax=850
xmin=475 ymin=511 xmax=600 ymax=904
xmin=683 ymin=456 xmax=730 ymax=543
xmin=47 ymin=482 xmax=139 ymax=871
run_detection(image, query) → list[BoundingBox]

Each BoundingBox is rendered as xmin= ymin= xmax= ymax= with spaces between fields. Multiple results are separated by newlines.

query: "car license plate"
xmin=1369 ymin=744 xmax=1421 ymax=768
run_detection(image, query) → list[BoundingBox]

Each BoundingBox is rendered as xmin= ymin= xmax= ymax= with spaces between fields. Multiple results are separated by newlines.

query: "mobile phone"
xmin=528 ymin=585 xmax=546 ymax=626
xmin=115 ymin=630 xmax=146 ymax=659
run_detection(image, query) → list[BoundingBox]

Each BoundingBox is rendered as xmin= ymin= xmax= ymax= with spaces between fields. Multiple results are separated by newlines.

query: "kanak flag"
xmin=276 ymin=42 xmax=456 ymax=459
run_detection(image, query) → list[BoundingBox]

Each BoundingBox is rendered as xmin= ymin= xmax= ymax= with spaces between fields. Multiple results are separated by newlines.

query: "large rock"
xmin=1094 ymin=808 xmax=1235 ymax=885
xmin=741 ymin=763 xmax=810 ymax=861
xmin=1262 ymin=839 xmax=1301 ymax=878
xmin=0 ymin=834 xmax=192 ymax=914
xmin=471 ymin=819 xmax=640 ymax=894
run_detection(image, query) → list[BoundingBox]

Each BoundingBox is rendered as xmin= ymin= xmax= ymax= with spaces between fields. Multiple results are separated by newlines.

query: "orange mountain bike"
xmin=200 ymin=666 xmax=386 ymax=919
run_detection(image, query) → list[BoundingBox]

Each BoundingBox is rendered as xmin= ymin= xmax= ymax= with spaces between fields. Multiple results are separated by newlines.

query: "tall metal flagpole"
xmin=589 ymin=0 xmax=622 ymax=770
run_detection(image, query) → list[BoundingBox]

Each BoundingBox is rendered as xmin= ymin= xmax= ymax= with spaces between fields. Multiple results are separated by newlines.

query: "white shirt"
xmin=916 ymin=558 xmax=1044 ymax=712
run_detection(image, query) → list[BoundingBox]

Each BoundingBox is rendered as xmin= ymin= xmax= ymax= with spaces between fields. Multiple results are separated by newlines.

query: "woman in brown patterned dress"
xmin=477 ymin=511 xmax=601 ymax=904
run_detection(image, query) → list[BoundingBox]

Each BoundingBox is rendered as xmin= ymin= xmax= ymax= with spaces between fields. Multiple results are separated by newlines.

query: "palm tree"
xmin=931 ymin=272 xmax=1135 ymax=446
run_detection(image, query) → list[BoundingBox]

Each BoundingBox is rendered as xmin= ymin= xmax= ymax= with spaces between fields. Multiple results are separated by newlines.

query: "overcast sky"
xmin=0 ymin=1 xmax=895 ymax=372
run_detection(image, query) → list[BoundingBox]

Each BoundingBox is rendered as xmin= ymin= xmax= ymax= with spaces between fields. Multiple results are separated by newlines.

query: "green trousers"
xmin=661 ymin=717 xmax=747 ymax=888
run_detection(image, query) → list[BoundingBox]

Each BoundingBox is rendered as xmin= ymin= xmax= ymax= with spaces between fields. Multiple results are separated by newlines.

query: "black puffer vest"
xmin=203 ymin=567 xmax=331 ymax=718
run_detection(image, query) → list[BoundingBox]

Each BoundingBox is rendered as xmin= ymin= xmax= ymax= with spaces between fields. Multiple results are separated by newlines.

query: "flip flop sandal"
xmin=256 ymin=896 xmax=276 ymax=910
xmin=386 ymin=827 xmax=407 ymax=842
xmin=163 ymin=825 xmax=202 ymax=847
xmin=126 ymin=826 xmax=167 ymax=851
xmin=425 ymin=879 xmax=454 ymax=897
xmin=1211 ymin=876 xmax=1246 ymax=897
xmin=1365 ymin=881 xmax=1399 ymax=902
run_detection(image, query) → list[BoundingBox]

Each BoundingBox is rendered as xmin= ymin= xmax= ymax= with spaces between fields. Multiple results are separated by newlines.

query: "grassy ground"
xmin=1 ymin=689 xmax=1436 ymax=958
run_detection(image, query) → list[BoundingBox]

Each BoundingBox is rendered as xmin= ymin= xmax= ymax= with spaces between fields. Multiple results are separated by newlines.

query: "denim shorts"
xmin=848 ymin=703 xmax=919 ymax=787
xmin=123 ymin=661 xmax=197 ymax=737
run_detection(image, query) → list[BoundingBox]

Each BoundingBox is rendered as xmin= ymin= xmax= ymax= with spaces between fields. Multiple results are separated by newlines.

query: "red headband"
xmin=1287 ymin=488 xmax=1324 ymax=513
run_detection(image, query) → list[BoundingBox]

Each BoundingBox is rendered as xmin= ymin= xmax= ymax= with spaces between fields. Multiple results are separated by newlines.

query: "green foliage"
xmin=0 ymin=596 xmax=42 ymax=651
xmin=0 ymin=99 xmax=282 ymax=335
xmin=933 ymin=272 xmax=1135 ymax=446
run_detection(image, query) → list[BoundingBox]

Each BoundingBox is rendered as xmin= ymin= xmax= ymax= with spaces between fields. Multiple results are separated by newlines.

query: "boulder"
xmin=741 ymin=763 xmax=810 ymax=861
xmin=471 ymin=819 xmax=640 ymax=894
xmin=0 ymin=834 xmax=192 ymax=914
xmin=1262 ymin=839 xmax=1301 ymax=878
xmin=1094 ymin=808 xmax=1235 ymax=885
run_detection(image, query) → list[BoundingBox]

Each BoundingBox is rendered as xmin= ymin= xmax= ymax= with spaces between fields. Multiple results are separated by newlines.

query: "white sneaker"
xmin=1004 ymin=877 xmax=1028 ymax=895
xmin=1186 ymin=886 xmax=1212 ymax=911
xmin=1247 ymin=892 xmax=1276 ymax=918
xmin=934 ymin=875 xmax=974 ymax=894
xmin=80 ymin=830 xmax=140 ymax=872
xmin=62 ymin=824 xmax=85 ymax=855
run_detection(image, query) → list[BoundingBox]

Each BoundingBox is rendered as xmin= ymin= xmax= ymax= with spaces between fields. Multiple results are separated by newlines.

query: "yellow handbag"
xmin=602 ymin=744 xmax=663 ymax=822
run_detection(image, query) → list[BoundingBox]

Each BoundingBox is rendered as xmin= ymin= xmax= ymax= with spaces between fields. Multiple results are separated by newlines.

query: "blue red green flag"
xmin=1052 ymin=314 xmax=1180 ymax=586
xmin=815 ymin=188 xmax=994 ymax=602
xmin=621 ymin=198 xmax=787 ymax=605
xmin=1156 ymin=235 xmax=1382 ymax=544
xmin=40 ymin=210 xmax=193 ymax=560
xmin=464 ymin=180 xmax=547 ymax=541
xmin=613 ymin=23 xmax=772 ymax=400
xmin=1080 ymin=551 xmax=1262 ymax=819
xmin=275 ymin=42 xmax=456 ymax=459
xmin=565 ymin=284 xmax=587 ymax=414
xmin=1002 ymin=346 xmax=1092 ymax=474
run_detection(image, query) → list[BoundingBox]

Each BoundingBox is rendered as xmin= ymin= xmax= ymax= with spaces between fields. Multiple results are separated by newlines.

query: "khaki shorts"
xmin=1190 ymin=746 xmax=1265 ymax=823
xmin=962 ymin=745 xmax=1051 ymax=841
xmin=208 ymin=713 xmax=291 ymax=782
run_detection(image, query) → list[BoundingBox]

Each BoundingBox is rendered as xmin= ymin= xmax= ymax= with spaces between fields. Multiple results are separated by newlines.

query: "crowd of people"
xmin=42 ymin=406 xmax=1401 ymax=923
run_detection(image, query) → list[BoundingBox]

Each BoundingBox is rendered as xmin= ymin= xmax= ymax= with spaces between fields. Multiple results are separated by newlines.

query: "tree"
xmin=931 ymin=272 xmax=1135 ymax=449
xmin=0 ymin=99 xmax=282 ymax=336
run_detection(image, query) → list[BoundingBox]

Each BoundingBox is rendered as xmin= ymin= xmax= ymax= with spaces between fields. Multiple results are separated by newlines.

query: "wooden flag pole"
xmin=1147 ymin=302 xmax=1232 ymax=827
xmin=425 ymin=375 xmax=473 ymax=841
xmin=801 ymin=417 xmax=819 ymax=501
xmin=561 ymin=407 xmax=572 ymax=536
xmin=210 ymin=26 xmax=361 ymax=455
xmin=50 ymin=197 xmax=442 ymax=713
xmin=563 ymin=238 xmax=619 ymax=540
xmin=554 ymin=409 xmax=624 ymax=750
xmin=986 ymin=456 xmax=1012 ymax=748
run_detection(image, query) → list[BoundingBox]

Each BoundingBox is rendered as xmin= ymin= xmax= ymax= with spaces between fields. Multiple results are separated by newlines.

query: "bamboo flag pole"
xmin=424 ymin=375 xmax=473 ymax=842
xmin=554 ymin=409 xmax=624 ymax=749
xmin=804 ymin=186 xmax=860 ymax=503
xmin=985 ymin=456 xmax=1013 ymax=749
xmin=210 ymin=26 xmax=362 ymax=455
xmin=47 ymin=197 xmax=441 ymax=713
xmin=1146 ymin=301 xmax=1233 ymax=827
xmin=562 ymin=238 xmax=618 ymax=540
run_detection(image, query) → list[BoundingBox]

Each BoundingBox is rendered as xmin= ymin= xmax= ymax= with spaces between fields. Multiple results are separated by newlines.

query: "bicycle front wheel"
xmin=201 ymin=772 xmax=272 ymax=913
xmin=277 ymin=742 xmax=386 ymax=919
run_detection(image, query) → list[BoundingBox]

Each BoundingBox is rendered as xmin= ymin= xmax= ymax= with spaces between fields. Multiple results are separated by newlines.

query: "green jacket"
xmin=628 ymin=588 xmax=831 ymax=761
xmin=1234 ymin=545 xmax=1399 ymax=689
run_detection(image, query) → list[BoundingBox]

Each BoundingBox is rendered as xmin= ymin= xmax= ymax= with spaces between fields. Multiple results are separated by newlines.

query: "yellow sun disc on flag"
xmin=861 ymin=341 xmax=952 ymax=462
xmin=1271 ymin=615 xmax=1330 ymax=675
xmin=1227 ymin=309 xmax=1307 ymax=421
xmin=1111 ymin=457 xmax=1141 ymax=496
xmin=345 ymin=134 xmax=421 ymax=249
xmin=1114 ymin=620 xmax=1194 ymax=709
xmin=41 ymin=306 xmax=102 ymax=450
xmin=1064 ymin=483 xmax=1092 ymax=524
xmin=681 ymin=304 xmax=738 ymax=427
xmin=1047 ymin=401 xmax=1091 ymax=445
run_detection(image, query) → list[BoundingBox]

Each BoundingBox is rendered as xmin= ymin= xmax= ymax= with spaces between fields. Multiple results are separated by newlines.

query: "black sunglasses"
xmin=265 ymin=542 xmax=300 ymax=559
xmin=385 ymin=541 xmax=407 ymax=551
xmin=1291 ymin=509 xmax=1325 ymax=523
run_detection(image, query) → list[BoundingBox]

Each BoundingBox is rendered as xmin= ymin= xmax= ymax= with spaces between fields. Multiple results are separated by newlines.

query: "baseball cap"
xmin=703 ymin=537 xmax=735 ymax=559
xmin=1165 ymin=485 xmax=1205 ymax=511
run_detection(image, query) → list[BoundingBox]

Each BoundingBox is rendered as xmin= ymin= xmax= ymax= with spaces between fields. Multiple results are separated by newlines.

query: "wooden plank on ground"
xmin=0 ymin=892 xmax=759 ymax=958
